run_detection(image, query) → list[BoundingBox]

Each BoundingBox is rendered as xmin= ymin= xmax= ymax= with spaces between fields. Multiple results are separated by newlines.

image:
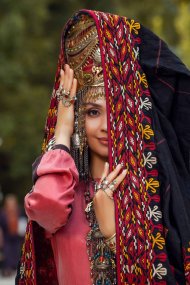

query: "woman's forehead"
xmin=83 ymin=98 xmax=106 ymax=107
xmin=82 ymin=97 xmax=106 ymax=108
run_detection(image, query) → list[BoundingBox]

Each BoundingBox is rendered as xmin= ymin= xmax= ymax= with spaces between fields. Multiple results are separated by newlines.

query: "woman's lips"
xmin=98 ymin=138 xmax=108 ymax=145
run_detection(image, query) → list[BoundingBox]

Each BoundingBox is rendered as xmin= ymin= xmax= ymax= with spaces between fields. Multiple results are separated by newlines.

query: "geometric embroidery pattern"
xmin=91 ymin=10 xmax=168 ymax=284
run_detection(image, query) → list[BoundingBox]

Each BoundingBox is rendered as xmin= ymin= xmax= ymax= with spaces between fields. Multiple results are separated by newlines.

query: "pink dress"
xmin=25 ymin=148 xmax=95 ymax=285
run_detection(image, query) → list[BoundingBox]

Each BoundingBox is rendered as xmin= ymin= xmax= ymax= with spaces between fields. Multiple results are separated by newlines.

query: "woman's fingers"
xmin=63 ymin=64 xmax=74 ymax=92
xmin=100 ymin=162 xmax=109 ymax=183
xmin=70 ymin=78 xmax=77 ymax=97
xmin=98 ymin=163 xmax=127 ymax=197
xmin=110 ymin=169 xmax=127 ymax=190
xmin=106 ymin=163 xmax=123 ymax=182
xmin=60 ymin=69 xmax=64 ymax=85
xmin=100 ymin=163 xmax=126 ymax=186
xmin=55 ymin=64 xmax=76 ymax=138
xmin=59 ymin=65 xmax=77 ymax=98
xmin=103 ymin=169 xmax=127 ymax=198
xmin=58 ymin=65 xmax=77 ymax=110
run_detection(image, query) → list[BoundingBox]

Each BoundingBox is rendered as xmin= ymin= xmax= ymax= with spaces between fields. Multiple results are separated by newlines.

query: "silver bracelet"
xmin=105 ymin=233 xmax=116 ymax=254
xmin=46 ymin=136 xmax=56 ymax=151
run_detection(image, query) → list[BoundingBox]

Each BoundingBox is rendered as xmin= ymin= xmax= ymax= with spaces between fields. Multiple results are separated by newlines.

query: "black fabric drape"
xmin=140 ymin=26 xmax=190 ymax=284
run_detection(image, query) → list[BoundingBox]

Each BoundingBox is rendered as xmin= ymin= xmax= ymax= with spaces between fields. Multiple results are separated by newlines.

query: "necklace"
xmin=84 ymin=179 xmax=117 ymax=285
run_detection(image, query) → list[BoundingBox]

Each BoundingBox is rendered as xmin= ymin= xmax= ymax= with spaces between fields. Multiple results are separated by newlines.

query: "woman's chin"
xmin=90 ymin=149 xmax=108 ymax=160
xmin=99 ymin=150 xmax=109 ymax=159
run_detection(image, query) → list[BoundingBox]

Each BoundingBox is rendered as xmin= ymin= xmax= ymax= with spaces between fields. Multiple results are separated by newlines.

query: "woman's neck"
xmin=90 ymin=152 xmax=108 ymax=179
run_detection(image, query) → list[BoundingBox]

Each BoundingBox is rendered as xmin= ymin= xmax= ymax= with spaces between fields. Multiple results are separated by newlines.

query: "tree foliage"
xmin=0 ymin=0 xmax=189 ymax=202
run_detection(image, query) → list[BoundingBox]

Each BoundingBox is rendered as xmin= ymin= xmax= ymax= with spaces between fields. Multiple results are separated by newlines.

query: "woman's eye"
xmin=86 ymin=109 xmax=100 ymax=116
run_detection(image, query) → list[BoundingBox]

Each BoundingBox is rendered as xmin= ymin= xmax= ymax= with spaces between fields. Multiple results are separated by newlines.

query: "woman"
xmin=16 ymin=10 xmax=190 ymax=285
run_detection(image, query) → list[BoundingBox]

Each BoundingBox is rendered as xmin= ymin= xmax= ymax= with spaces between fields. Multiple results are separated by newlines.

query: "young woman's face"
xmin=84 ymin=98 xmax=108 ymax=159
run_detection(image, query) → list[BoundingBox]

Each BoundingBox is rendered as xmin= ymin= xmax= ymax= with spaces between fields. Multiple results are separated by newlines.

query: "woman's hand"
xmin=93 ymin=163 xmax=127 ymax=238
xmin=54 ymin=64 xmax=77 ymax=148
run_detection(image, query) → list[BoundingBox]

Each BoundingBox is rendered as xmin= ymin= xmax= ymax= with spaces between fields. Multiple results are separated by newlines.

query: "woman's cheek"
xmin=85 ymin=118 xmax=97 ymax=136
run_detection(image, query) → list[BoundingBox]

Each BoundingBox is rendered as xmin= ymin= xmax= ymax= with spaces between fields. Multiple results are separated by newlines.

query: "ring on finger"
xmin=62 ymin=96 xmax=77 ymax=107
xmin=108 ymin=184 xmax=115 ymax=192
xmin=101 ymin=177 xmax=109 ymax=189
xmin=60 ymin=88 xmax=70 ymax=96
xmin=56 ymin=84 xmax=70 ymax=96
xmin=107 ymin=179 xmax=117 ymax=191
xmin=59 ymin=84 xmax=63 ymax=90
xmin=102 ymin=177 xmax=109 ymax=185
xmin=109 ymin=179 xmax=117 ymax=189
xmin=95 ymin=183 xmax=102 ymax=191
xmin=57 ymin=85 xmax=70 ymax=96
xmin=56 ymin=85 xmax=77 ymax=107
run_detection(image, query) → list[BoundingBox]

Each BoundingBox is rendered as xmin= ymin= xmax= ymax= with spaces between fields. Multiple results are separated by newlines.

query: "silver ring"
xmin=108 ymin=180 xmax=117 ymax=192
xmin=56 ymin=85 xmax=70 ymax=99
xmin=62 ymin=88 xmax=70 ymax=96
xmin=108 ymin=184 xmax=115 ymax=191
xmin=59 ymin=84 xmax=63 ymax=91
xmin=96 ymin=184 xmax=102 ymax=191
xmin=56 ymin=82 xmax=76 ymax=107
xmin=102 ymin=177 xmax=109 ymax=185
xmin=61 ymin=97 xmax=77 ymax=107
xmin=101 ymin=177 xmax=109 ymax=189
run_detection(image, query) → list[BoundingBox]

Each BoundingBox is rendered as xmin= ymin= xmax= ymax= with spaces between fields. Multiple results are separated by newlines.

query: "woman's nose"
xmin=101 ymin=113 xmax=107 ymax=132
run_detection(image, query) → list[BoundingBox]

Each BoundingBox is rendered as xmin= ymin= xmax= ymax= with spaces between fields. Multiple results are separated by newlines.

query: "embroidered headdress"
xmin=65 ymin=14 xmax=104 ymax=99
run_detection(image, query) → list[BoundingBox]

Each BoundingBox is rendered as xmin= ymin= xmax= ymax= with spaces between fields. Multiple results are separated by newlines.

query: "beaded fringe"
xmin=71 ymin=89 xmax=89 ymax=181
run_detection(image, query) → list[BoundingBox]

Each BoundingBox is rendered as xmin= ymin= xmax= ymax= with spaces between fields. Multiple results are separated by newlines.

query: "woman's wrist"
xmin=55 ymin=135 xmax=71 ymax=149
xmin=46 ymin=132 xmax=71 ymax=152
xmin=54 ymin=128 xmax=72 ymax=149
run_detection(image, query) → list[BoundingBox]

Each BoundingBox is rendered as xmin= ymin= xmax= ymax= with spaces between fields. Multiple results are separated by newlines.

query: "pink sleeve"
xmin=25 ymin=149 xmax=79 ymax=234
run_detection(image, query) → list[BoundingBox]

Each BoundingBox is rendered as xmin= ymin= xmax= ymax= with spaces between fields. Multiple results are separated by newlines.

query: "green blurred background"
xmin=0 ymin=0 xmax=190 ymax=203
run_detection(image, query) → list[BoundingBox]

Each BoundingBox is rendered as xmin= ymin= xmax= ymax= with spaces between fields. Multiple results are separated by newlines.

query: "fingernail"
xmin=105 ymin=162 xmax=109 ymax=167
xmin=122 ymin=169 xmax=127 ymax=174
xmin=121 ymin=161 xmax=124 ymax=167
